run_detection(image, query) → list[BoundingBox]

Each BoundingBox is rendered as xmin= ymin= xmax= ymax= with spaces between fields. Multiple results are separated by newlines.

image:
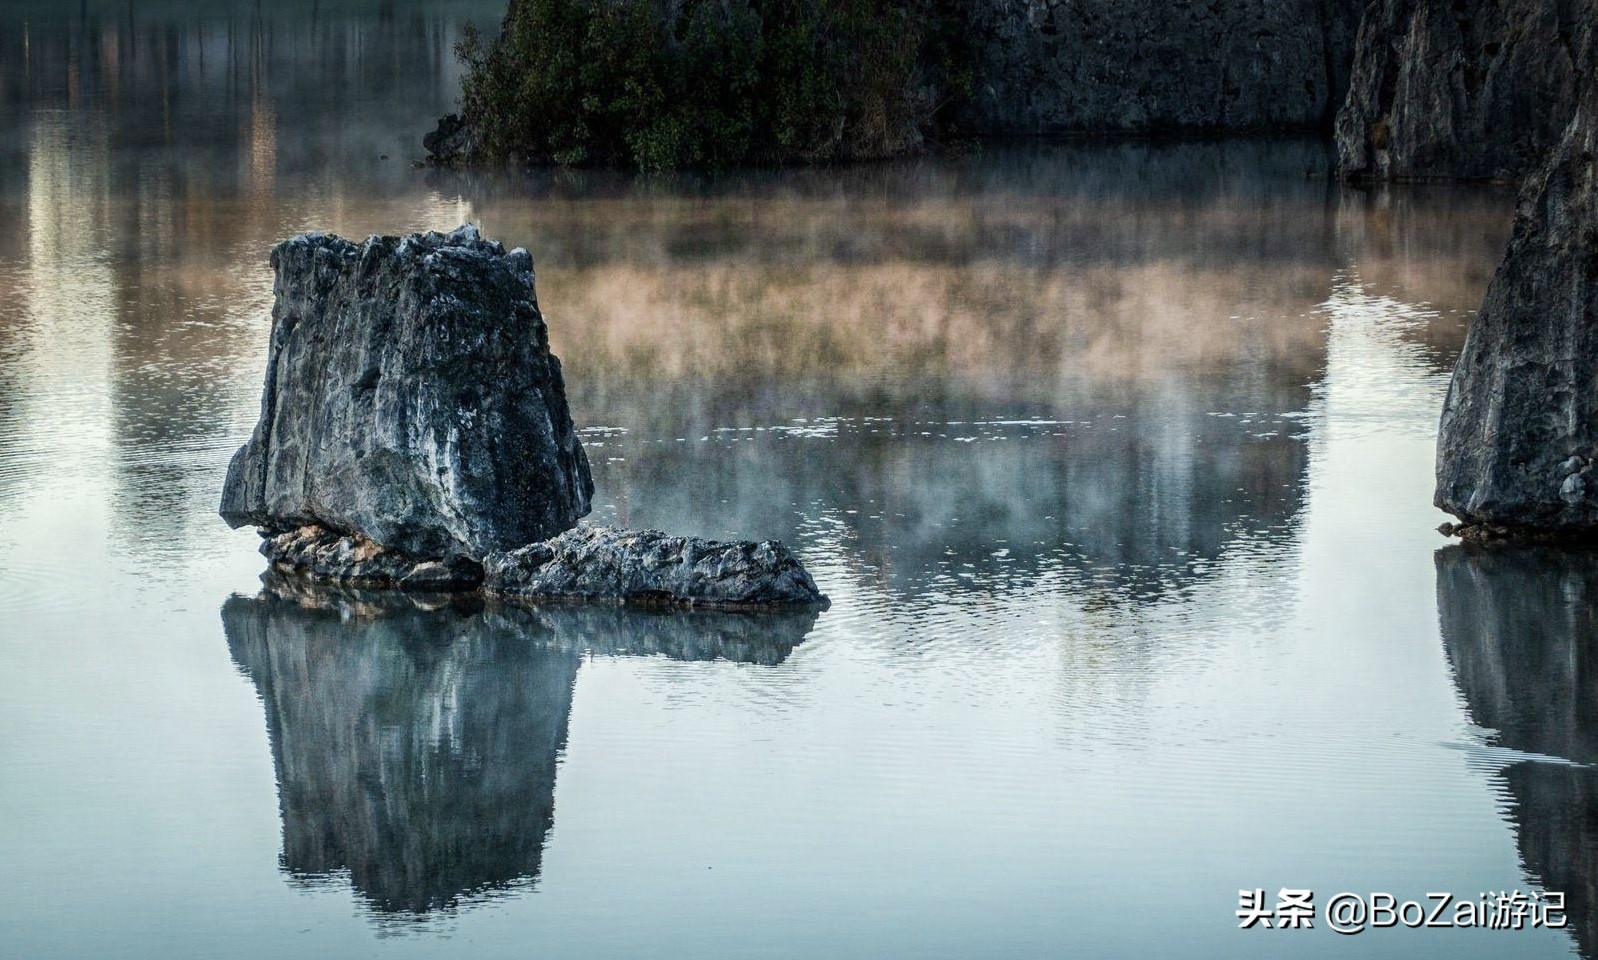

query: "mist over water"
xmin=1 ymin=3 xmax=1590 ymax=959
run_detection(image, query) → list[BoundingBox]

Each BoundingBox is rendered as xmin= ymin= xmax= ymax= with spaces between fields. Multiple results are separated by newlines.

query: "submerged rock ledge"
xmin=260 ymin=523 xmax=830 ymax=611
xmin=225 ymin=225 xmax=827 ymax=612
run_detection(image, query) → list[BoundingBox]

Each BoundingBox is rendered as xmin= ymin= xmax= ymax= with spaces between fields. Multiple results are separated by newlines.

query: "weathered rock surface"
xmin=1435 ymin=95 xmax=1598 ymax=538
xmin=423 ymin=113 xmax=479 ymax=167
xmin=259 ymin=524 xmax=483 ymax=590
xmin=485 ymin=525 xmax=830 ymax=610
xmin=966 ymin=0 xmax=1363 ymax=135
xmin=1335 ymin=0 xmax=1595 ymax=182
xmin=220 ymin=225 xmax=593 ymax=562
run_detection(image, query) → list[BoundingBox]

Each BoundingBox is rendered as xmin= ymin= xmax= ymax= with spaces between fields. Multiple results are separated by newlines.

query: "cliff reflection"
xmin=1437 ymin=546 xmax=1598 ymax=958
xmin=223 ymin=579 xmax=814 ymax=918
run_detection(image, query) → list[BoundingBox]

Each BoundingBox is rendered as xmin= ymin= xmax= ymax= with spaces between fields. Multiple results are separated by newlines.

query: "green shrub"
xmin=457 ymin=0 xmax=970 ymax=169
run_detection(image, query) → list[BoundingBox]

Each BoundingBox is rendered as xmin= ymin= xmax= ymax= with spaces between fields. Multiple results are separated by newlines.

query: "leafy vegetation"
xmin=456 ymin=0 xmax=971 ymax=169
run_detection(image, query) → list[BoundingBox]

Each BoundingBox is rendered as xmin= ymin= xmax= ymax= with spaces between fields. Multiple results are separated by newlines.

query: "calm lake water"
xmin=2 ymin=3 xmax=1590 ymax=959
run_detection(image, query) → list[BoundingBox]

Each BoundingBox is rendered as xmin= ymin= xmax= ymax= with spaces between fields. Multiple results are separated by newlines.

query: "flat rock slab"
xmin=484 ymin=525 xmax=829 ymax=611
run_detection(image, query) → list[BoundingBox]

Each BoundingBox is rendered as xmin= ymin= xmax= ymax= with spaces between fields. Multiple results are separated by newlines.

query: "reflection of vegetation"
xmin=458 ymin=0 xmax=970 ymax=169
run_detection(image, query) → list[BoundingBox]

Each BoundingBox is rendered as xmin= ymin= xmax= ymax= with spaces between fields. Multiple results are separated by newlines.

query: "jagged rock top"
xmin=221 ymin=224 xmax=593 ymax=562
xmin=273 ymin=224 xmax=527 ymax=277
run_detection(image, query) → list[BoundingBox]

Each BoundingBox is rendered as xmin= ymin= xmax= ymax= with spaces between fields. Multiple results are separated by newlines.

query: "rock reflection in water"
xmin=223 ymin=577 xmax=815 ymax=918
xmin=1437 ymin=545 xmax=1598 ymax=958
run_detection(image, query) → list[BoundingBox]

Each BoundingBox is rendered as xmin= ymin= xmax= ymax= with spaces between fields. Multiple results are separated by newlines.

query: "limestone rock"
xmin=220 ymin=226 xmax=593 ymax=562
xmin=1335 ymin=0 xmax=1595 ymax=182
xmin=484 ymin=525 xmax=830 ymax=610
xmin=431 ymin=1 xmax=1364 ymax=167
xmin=220 ymin=227 xmax=828 ymax=612
xmin=258 ymin=524 xmax=483 ymax=590
xmin=1435 ymin=96 xmax=1598 ymax=537
xmin=964 ymin=0 xmax=1362 ymax=135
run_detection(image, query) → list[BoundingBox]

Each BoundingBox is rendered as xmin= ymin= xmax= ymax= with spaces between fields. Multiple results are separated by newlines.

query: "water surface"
xmin=1 ymin=3 xmax=1588 ymax=959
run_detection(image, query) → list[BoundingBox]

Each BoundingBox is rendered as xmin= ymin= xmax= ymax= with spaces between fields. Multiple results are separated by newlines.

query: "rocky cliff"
xmin=1335 ymin=0 xmax=1595 ymax=181
xmin=429 ymin=0 xmax=1367 ymax=167
xmin=1434 ymin=95 xmax=1598 ymax=537
xmin=966 ymin=0 xmax=1363 ymax=135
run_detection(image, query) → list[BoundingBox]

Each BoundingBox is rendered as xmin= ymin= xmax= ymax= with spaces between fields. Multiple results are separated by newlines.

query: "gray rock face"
xmin=1435 ymin=95 xmax=1598 ymax=537
xmin=964 ymin=0 xmax=1362 ymax=135
xmin=1335 ymin=0 xmax=1595 ymax=182
xmin=220 ymin=226 xmax=593 ymax=562
xmin=485 ymin=525 xmax=830 ymax=610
